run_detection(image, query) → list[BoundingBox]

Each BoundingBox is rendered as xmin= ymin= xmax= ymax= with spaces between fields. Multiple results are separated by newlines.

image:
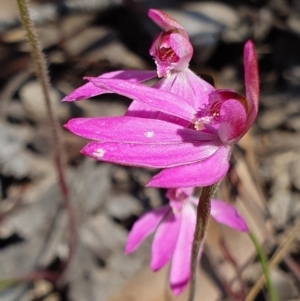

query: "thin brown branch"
xmin=15 ymin=0 xmax=77 ymax=279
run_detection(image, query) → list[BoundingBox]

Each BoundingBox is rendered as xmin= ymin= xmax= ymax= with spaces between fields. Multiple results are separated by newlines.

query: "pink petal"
xmin=65 ymin=116 xmax=218 ymax=144
xmin=169 ymin=32 xmax=193 ymax=69
xmin=86 ymin=78 xmax=195 ymax=121
xmin=188 ymin=196 xmax=199 ymax=207
xmin=126 ymin=99 xmax=158 ymax=119
xmin=147 ymin=145 xmax=231 ymax=187
xmin=150 ymin=32 xmax=193 ymax=76
xmin=167 ymin=187 xmax=194 ymax=212
xmin=220 ymin=99 xmax=247 ymax=142
xmin=81 ymin=140 xmax=220 ymax=168
xmin=167 ymin=69 xmax=214 ymax=111
xmin=169 ymin=203 xmax=196 ymax=295
xmin=244 ymin=40 xmax=259 ymax=130
xmin=210 ymin=200 xmax=248 ymax=232
xmin=126 ymin=71 xmax=214 ymax=127
xmin=184 ymin=69 xmax=215 ymax=109
xmin=151 ymin=211 xmax=181 ymax=271
xmin=178 ymin=187 xmax=194 ymax=197
xmin=149 ymin=32 xmax=162 ymax=61
xmin=148 ymin=9 xmax=187 ymax=36
xmin=62 ymin=70 xmax=156 ymax=102
xmin=209 ymin=91 xmax=248 ymax=142
xmin=166 ymin=187 xmax=194 ymax=201
xmin=125 ymin=205 xmax=170 ymax=254
xmin=126 ymin=74 xmax=190 ymax=126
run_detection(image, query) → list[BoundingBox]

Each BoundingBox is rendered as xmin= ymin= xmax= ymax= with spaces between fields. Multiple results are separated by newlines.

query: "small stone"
xmin=285 ymin=115 xmax=300 ymax=131
xmin=268 ymin=269 xmax=299 ymax=301
xmin=105 ymin=194 xmax=142 ymax=219
xmin=69 ymin=160 xmax=112 ymax=213
xmin=258 ymin=109 xmax=286 ymax=130
xmin=289 ymin=159 xmax=300 ymax=190
xmin=144 ymin=187 xmax=164 ymax=208
xmin=19 ymin=81 xmax=70 ymax=123
xmin=64 ymin=26 xmax=109 ymax=57
xmin=2 ymin=28 xmax=27 ymax=43
xmin=254 ymin=8 xmax=273 ymax=41
xmin=3 ymin=101 xmax=27 ymax=122
xmin=283 ymin=65 xmax=300 ymax=86
xmin=111 ymin=166 xmax=131 ymax=185
xmin=269 ymin=190 xmax=292 ymax=230
xmin=287 ymin=13 xmax=300 ymax=37
xmin=131 ymin=168 xmax=153 ymax=186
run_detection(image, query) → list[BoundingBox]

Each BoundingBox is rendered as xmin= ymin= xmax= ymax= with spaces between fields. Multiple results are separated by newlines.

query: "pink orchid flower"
xmin=125 ymin=187 xmax=248 ymax=296
xmin=63 ymin=9 xmax=213 ymax=128
xmin=148 ymin=9 xmax=193 ymax=77
xmin=65 ymin=40 xmax=259 ymax=188
xmin=125 ymin=9 xmax=213 ymax=126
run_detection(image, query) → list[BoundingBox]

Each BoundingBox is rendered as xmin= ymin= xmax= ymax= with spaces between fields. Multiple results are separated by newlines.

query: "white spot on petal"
xmin=93 ymin=148 xmax=105 ymax=158
xmin=145 ymin=131 xmax=155 ymax=138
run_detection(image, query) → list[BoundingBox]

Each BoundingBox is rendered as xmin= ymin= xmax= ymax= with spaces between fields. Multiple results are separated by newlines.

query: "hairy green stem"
xmin=188 ymin=184 xmax=219 ymax=301
xmin=15 ymin=0 xmax=77 ymax=278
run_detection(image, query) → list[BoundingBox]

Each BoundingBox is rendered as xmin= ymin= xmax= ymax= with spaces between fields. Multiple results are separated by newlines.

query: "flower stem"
xmin=188 ymin=184 xmax=219 ymax=301
xmin=15 ymin=0 xmax=77 ymax=278
xmin=248 ymin=232 xmax=278 ymax=301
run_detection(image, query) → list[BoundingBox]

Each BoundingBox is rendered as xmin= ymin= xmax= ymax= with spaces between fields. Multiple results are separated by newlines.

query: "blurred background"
xmin=1 ymin=0 xmax=300 ymax=300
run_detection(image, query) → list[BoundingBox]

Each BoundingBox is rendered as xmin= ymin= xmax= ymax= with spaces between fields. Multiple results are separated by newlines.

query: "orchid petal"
xmin=189 ymin=196 xmax=199 ymax=207
xmin=150 ymin=32 xmax=193 ymax=76
xmin=148 ymin=9 xmax=187 ymax=36
xmin=178 ymin=187 xmax=194 ymax=197
xmin=125 ymin=205 xmax=170 ymax=254
xmin=81 ymin=140 xmax=220 ymax=168
xmin=166 ymin=187 xmax=194 ymax=201
xmin=184 ymin=69 xmax=215 ymax=109
xmin=147 ymin=145 xmax=231 ymax=187
xmin=126 ymin=74 xmax=190 ymax=126
xmin=169 ymin=32 xmax=193 ymax=69
xmin=126 ymin=100 xmax=157 ymax=119
xmin=62 ymin=70 xmax=156 ymax=102
xmin=219 ymin=99 xmax=247 ymax=142
xmin=149 ymin=32 xmax=162 ymax=61
xmin=208 ymin=90 xmax=248 ymax=143
xmin=210 ymin=200 xmax=248 ymax=232
xmin=125 ymin=74 xmax=176 ymax=121
xmin=65 ymin=116 xmax=218 ymax=144
xmin=151 ymin=211 xmax=181 ymax=271
xmin=244 ymin=40 xmax=259 ymax=130
xmin=126 ymin=71 xmax=214 ymax=127
xmin=170 ymin=203 xmax=196 ymax=295
xmin=167 ymin=187 xmax=194 ymax=212
xmin=86 ymin=78 xmax=195 ymax=121
xmin=167 ymin=70 xmax=214 ymax=111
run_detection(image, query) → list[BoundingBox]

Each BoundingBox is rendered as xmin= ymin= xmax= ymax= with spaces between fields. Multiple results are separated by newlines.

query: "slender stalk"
xmin=188 ymin=184 xmax=219 ymax=301
xmin=248 ymin=232 xmax=278 ymax=301
xmin=246 ymin=218 xmax=300 ymax=301
xmin=15 ymin=0 xmax=77 ymax=277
